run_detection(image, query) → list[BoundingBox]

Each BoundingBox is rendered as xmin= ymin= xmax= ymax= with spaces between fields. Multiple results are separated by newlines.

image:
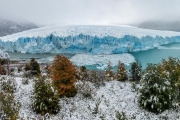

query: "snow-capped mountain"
xmin=0 ymin=18 xmax=38 ymax=37
xmin=0 ymin=25 xmax=180 ymax=54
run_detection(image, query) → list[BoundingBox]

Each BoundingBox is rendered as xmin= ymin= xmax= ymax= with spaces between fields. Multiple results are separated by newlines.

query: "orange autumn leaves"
xmin=50 ymin=55 xmax=77 ymax=97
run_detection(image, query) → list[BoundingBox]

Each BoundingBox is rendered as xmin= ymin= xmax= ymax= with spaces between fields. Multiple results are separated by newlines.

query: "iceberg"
xmin=70 ymin=53 xmax=135 ymax=69
xmin=0 ymin=25 xmax=180 ymax=54
xmin=0 ymin=50 xmax=9 ymax=59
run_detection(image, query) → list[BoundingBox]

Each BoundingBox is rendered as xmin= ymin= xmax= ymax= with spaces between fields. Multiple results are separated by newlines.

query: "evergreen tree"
xmin=0 ymin=93 xmax=20 ymax=120
xmin=116 ymin=61 xmax=128 ymax=81
xmin=30 ymin=58 xmax=41 ymax=75
xmin=105 ymin=62 xmax=114 ymax=81
xmin=50 ymin=55 xmax=77 ymax=97
xmin=160 ymin=57 xmax=180 ymax=102
xmin=139 ymin=60 xmax=180 ymax=113
xmin=32 ymin=76 xmax=60 ymax=115
xmin=130 ymin=61 xmax=142 ymax=81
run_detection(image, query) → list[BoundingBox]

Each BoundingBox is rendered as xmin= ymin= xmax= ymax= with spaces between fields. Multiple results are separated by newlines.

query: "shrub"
xmin=30 ymin=58 xmax=41 ymax=76
xmin=92 ymin=99 xmax=101 ymax=114
xmin=17 ymin=65 xmax=23 ymax=73
xmin=50 ymin=55 xmax=77 ymax=97
xmin=24 ymin=58 xmax=41 ymax=76
xmin=116 ymin=61 xmax=128 ymax=81
xmin=139 ymin=59 xmax=180 ymax=113
xmin=0 ymin=77 xmax=17 ymax=93
xmin=160 ymin=57 xmax=180 ymax=98
xmin=0 ymin=64 xmax=3 ymax=75
xmin=25 ymin=63 xmax=31 ymax=71
xmin=44 ymin=65 xmax=51 ymax=76
xmin=32 ymin=76 xmax=60 ymax=115
xmin=89 ymin=71 xmax=105 ymax=88
xmin=79 ymin=66 xmax=89 ymax=81
xmin=105 ymin=62 xmax=114 ymax=81
xmin=76 ymin=81 xmax=95 ymax=98
xmin=130 ymin=61 xmax=142 ymax=81
xmin=0 ymin=58 xmax=7 ymax=65
xmin=0 ymin=65 xmax=6 ymax=75
xmin=0 ymin=92 xmax=20 ymax=120
xmin=22 ymin=78 xmax=29 ymax=85
xmin=116 ymin=111 xmax=128 ymax=120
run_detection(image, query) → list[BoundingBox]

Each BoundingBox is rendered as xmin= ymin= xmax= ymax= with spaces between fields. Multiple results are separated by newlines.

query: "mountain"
xmin=0 ymin=18 xmax=38 ymax=37
xmin=136 ymin=21 xmax=180 ymax=32
xmin=0 ymin=25 xmax=180 ymax=54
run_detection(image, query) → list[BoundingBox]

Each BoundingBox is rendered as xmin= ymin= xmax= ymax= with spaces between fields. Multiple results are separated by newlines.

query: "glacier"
xmin=0 ymin=25 xmax=180 ymax=54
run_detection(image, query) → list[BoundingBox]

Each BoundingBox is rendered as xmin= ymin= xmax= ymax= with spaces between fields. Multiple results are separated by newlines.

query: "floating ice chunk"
xmin=70 ymin=53 xmax=135 ymax=69
xmin=0 ymin=49 xmax=10 ymax=59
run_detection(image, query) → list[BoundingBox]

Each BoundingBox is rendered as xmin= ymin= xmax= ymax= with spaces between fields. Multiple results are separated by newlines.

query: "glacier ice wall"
xmin=0 ymin=25 xmax=180 ymax=54
xmin=0 ymin=34 xmax=180 ymax=54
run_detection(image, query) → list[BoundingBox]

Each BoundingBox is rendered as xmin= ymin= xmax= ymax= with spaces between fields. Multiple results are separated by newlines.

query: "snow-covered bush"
xmin=78 ymin=66 xmax=89 ymax=81
xmin=89 ymin=71 xmax=105 ymax=88
xmin=92 ymin=99 xmax=101 ymax=114
xmin=32 ymin=76 xmax=60 ymax=115
xmin=0 ymin=64 xmax=6 ymax=75
xmin=116 ymin=111 xmax=128 ymax=120
xmin=76 ymin=81 xmax=95 ymax=98
xmin=0 ymin=92 xmax=20 ymax=120
xmin=0 ymin=77 xmax=17 ymax=93
xmin=21 ymin=78 xmax=29 ymax=85
xmin=50 ymin=55 xmax=77 ymax=97
xmin=30 ymin=58 xmax=41 ymax=76
xmin=160 ymin=57 xmax=180 ymax=100
xmin=105 ymin=62 xmax=114 ymax=81
xmin=25 ymin=63 xmax=31 ymax=71
xmin=130 ymin=61 xmax=142 ymax=81
xmin=139 ymin=60 xmax=179 ymax=113
xmin=116 ymin=61 xmax=128 ymax=81
xmin=25 ymin=58 xmax=41 ymax=76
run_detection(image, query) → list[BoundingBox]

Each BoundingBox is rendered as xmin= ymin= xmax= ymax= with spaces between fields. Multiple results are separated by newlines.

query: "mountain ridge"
xmin=0 ymin=18 xmax=38 ymax=37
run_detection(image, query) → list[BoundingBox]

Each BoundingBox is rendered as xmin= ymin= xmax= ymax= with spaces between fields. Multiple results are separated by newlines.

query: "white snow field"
xmin=7 ymin=76 xmax=179 ymax=120
xmin=0 ymin=25 xmax=180 ymax=54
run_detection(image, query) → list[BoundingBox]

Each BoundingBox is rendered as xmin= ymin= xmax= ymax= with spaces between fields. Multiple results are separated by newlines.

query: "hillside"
xmin=0 ymin=18 xmax=38 ymax=37
xmin=136 ymin=21 xmax=180 ymax=32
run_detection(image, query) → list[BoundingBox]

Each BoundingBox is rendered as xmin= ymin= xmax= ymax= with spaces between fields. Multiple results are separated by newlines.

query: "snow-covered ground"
xmin=2 ymin=75 xmax=177 ymax=120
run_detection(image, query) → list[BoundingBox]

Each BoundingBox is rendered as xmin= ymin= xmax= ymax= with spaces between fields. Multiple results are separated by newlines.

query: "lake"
xmin=7 ymin=42 xmax=180 ymax=70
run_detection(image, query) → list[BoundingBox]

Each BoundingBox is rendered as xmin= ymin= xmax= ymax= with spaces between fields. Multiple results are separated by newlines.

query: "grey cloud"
xmin=0 ymin=0 xmax=180 ymax=26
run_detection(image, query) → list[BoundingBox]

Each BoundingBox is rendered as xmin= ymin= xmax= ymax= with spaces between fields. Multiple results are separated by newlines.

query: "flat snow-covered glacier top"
xmin=1 ymin=25 xmax=180 ymax=41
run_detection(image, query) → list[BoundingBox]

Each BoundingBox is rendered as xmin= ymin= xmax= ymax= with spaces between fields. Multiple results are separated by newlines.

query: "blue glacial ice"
xmin=0 ymin=25 xmax=180 ymax=54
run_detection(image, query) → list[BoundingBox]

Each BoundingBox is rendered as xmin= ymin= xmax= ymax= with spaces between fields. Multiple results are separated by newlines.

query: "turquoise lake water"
xmin=131 ymin=42 xmax=180 ymax=69
xmin=7 ymin=42 xmax=180 ymax=70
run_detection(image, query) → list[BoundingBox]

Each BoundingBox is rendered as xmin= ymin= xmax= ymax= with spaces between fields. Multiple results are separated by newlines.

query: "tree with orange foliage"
xmin=50 ymin=55 xmax=77 ymax=97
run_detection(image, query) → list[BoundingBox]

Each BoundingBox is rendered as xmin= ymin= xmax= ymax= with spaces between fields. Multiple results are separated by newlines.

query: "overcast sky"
xmin=0 ymin=0 xmax=180 ymax=26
